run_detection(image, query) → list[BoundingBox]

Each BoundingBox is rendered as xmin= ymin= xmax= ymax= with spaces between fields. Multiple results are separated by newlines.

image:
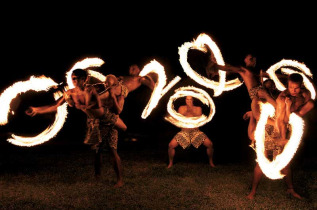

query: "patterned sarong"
xmin=248 ymin=85 xmax=265 ymax=100
xmin=174 ymin=128 xmax=208 ymax=149
xmin=84 ymin=108 xmax=119 ymax=150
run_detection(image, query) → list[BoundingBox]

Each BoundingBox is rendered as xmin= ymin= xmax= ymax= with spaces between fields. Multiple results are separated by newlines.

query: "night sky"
xmin=1 ymin=8 xmax=316 ymax=163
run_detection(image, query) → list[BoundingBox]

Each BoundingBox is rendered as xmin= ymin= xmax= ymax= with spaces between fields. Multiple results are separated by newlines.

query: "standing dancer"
xmin=167 ymin=96 xmax=215 ymax=168
xmin=245 ymin=73 xmax=314 ymax=199
xmin=26 ymin=69 xmax=126 ymax=187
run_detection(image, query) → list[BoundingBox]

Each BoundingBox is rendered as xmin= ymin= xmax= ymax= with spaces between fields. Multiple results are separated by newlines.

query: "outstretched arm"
xmin=209 ymin=61 xmax=244 ymax=74
xmin=25 ymin=96 xmax=66 ymax=117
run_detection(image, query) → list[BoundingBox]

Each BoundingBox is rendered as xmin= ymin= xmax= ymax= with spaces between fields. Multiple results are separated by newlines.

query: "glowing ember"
xmin=254 ymin=103 xmax=304 ymax=179
xmin=139 ymin=60 xmax=181 ymax=119
xmin=66 ymin=57 xmax=105 ymax=89
xmin=266 ymin=59 xmax=315 ymax=99
xmin=178 ymin=33 xmax=243 ymax=96
xmin=165 ymin=86 xmax=215 ymax=128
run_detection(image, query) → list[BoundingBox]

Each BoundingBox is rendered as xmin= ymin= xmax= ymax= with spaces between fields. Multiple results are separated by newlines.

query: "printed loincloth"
xmin=264 ymin=124 xmax=283 ymax=159
xmin=248 ymin=85 xmax=265 ymax=100
xmin=84 ymin=108 xmax=119 ymax=150
xmin=174 ymin=128 xmax=208 ymax=149
xmin=119 ymin=81 xmax=129 ymax=98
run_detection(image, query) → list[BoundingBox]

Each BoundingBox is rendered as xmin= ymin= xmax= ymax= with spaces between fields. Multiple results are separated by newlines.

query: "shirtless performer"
xmin=92 ymin=74 xmax=128 ymax=187
xmin=275 ymin=73 xmax=314 ymax=142
xmin=26 ymin=69 xmax=126 ymax=131
xmin=167 ymin=96 xmax=215 ymax=168
xmin=246 ymin=73 xmax=314 ymax=200
xmin=208 ymin=53 xmax=276 ymax=120
xmin=26 ymin=69 xmax=126 ymax=187
xmin=118 ymin=64 xmax=155 ymax=94
xmin=208 ymin=53 xmax=278 ymax=152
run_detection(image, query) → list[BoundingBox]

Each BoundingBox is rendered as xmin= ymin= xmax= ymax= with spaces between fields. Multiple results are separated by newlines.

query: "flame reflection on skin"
xmin=178 ymin=33 xmax=243 ymax=97
xmin=165 ymin=86 xmax=215 ymax=128
xmin=139 ymin=60 xmax=181 ymax=119
xmin=0 ymin=76 xmax=68 ymax=146
xmin=254 ymin=103 xmax=304 ymax=179
xmin=266 ymin=59 xmax=315 ymax=99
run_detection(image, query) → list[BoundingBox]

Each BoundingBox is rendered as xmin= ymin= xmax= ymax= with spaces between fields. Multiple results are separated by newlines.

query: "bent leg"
xmin=167 ymin=138 xmax=179 ymax=168
xmin=203 ymin=137 xmax=215 ymax=167
xmin=115 ymin=117 xmax=127 ymax=131
xmin=244 ymin=111 xmax=256 ymax=146
xmin=258 ymin=88 xmax=277 ymax=108
xmin=275 ymin=97 xmax=287 ymax=141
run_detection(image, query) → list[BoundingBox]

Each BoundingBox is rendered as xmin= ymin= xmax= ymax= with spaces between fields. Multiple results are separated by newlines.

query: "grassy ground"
xmin=0 ymin=142 xmax=316 ymax=209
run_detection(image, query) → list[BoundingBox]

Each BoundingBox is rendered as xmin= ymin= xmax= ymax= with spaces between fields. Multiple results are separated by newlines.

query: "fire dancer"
xmin=167 ymin=95 xmax=215 ymax=168
xmin=246 ymin=73 xmax=314 ymax=200
xmin=92 ymin=74 xmax=127 ymax=187
xmin=207 ymin=53 xmax=277 ymax=137
xmin=26 ymin=69 xmax=126 ymax=187
xmin=275 ymin=73 xmax=314 ymax=143
xmin=243 ymin=78 xmax=280 ymax=147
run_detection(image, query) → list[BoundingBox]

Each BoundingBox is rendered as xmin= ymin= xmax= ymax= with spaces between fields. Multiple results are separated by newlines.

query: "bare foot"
xmin=114 ymin=180 xmax=124 ymax=188
xmin=246 ymin=192 xmax=255 ymax=200
xmin=287 ymin=188 xmax=302 ymax=199
xmin=167 ymin=163 xmax=173 ymax=169
xmin=209 ymin=161 xmax=216 ymax=168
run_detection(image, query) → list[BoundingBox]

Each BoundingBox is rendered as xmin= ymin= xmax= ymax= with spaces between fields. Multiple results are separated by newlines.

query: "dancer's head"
xmin=71 ymin=69 xmax=88 ymax=88
xmin=244 ymin=54 xmax=257 ymax=68
xmin=185 ymin=95 xmax=194 ymax=107
xmin=129 ymin=64 xmax=140 ymax=76
xmin=105 ymin=74 xmax=118 ymax=88
xmin=288 ymin=73 xmax=303 ymax=96
xmin=263 ymin=79 xmax=276 ymax=92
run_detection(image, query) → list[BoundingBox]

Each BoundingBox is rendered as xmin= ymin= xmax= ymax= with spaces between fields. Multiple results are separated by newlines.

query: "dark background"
xmin=0 ymin=7 xmax=316 ymax=165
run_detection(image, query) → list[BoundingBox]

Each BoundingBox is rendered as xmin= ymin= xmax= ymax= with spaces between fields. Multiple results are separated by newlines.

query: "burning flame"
xmin=165 ymin=86 xmax=215 ymax=128
xmin=139 ymin=60 xmax=181 ymax=119
xmin=178 ymin=33 xmax=243 ymax=96
xmin=254 ymin=103 xmax=304 ymax=179
xmin=0 ymin=76 xmax=60 ymax=125
xmin=0 ymin=76 xmax=68 ymax=146
xmin=66 ymin=57 xmax=105 ymax=89
xmin=8 ymin=103 xmax=68 ymax=147
xmin=266 ymin=59 xmax=315 ymax=99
